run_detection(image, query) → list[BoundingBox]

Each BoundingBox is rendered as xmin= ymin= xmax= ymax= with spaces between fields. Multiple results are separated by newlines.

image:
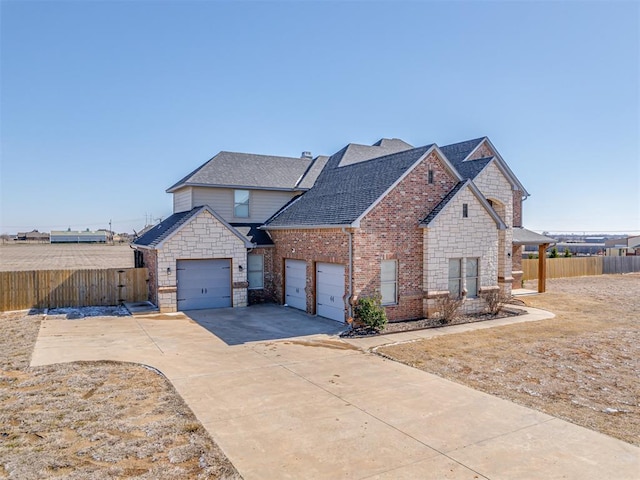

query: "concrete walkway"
xmin=31 ymin=308 xmax=639 ymax=479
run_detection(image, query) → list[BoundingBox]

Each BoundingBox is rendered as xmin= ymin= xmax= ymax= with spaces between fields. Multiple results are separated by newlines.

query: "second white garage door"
xmin=285 ymin=259 xmax=307 ymax=311
xmin=316 ymin=263 xmax=346 ymax=323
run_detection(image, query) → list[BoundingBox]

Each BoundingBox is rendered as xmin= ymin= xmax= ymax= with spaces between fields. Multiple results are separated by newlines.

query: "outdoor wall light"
xmin=167 ymin=267 xmax=171 ymax=274
xmin=239 ymin=265 xmax=244 ymax=271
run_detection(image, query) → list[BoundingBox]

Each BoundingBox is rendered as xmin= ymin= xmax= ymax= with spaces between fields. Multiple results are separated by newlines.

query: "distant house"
xmin=50 ymin=229 xmax=108 ymax=243
xmin=605 ymin=235 xmax=640 ymax=256
xmin=16 ymin=230 xmax=50 ymax=242
xmin=134 ymin=136 xmax=551 ymax=320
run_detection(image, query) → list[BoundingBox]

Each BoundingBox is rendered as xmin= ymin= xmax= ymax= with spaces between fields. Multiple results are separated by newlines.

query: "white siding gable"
xmin=173 ymin=188 xmax=193 ymax=213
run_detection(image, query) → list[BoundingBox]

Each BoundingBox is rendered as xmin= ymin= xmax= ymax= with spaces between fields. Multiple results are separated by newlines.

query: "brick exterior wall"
xmin=355 ymin=150 xmax=458 ymax=321
xmin=247 ymin=247 xmax=276 ymax=304
xmin=512 ymin=245 xmax=523 ymax=289
xmin=268 ymin=229 xmax=350 ymax=317
xmin=423 ymin=186 xmax=500 ymax=316
xmin=153 ymin=210 xmax=248 ymax=312
xmin=513 ymin=190 xmax=523 ymax=227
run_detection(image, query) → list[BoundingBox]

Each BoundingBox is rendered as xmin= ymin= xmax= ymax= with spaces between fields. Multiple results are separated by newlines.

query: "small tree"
xmin=549 ymin=246 xmax=559 ymax=258
xmin=563 ymin=247 xmax=572 ymax=258
xmin=354 ymin=295 xmax=387 ymax=331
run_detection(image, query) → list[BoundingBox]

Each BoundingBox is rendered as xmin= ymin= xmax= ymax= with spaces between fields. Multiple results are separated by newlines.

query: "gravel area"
xmin=377 ymin=274 xmax=640 ymax=446
xmin=0 ymin=309 xmax=241 ymax=479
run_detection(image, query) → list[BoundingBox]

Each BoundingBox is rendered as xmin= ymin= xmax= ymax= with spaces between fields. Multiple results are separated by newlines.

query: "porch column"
xmin=538 ymin=243 xmax=549 ymax=293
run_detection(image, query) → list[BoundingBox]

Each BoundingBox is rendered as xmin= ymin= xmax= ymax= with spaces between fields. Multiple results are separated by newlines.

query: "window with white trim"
xmin=247 ymin=254 xmax=264 ymax=289
xmin=234 ymin=190 xmax=250 ymax=218
xmin=380 ymin=260 xmax=398 ymax=305
xmin=448 ymin=259 xmax=462 ymax=297
xmin=466 ymin=258 xmax=479 ymax=298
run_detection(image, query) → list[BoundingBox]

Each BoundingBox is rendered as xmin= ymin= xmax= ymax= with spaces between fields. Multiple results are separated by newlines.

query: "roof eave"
xmin=261 ymin=224 xmax=352 ymax=230
xmin=167 ymin=182 xmax=305 ymax=193
xmin=477 ymin=138 xmax=530 ymax=197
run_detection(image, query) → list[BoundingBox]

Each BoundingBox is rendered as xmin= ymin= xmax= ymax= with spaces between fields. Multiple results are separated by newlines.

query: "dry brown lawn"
xmin=378 ymin=274 xmax=640 ymax=446
xmin=0 ymin=311 xmax=241 ymax=479
xmin=0 ymin=244 xmax=134 ymax=271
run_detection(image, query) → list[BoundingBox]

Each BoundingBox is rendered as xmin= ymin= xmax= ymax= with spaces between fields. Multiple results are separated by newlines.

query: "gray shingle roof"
xmin=439 ymin=137 xmax=485 ymax=164
xmin=229 ymin=223 xmax=274 ymax=246
xmin=167 ymin=152 xmax=314 ymax=192
xmin=265 ymin=145 xmax=433 ymax=227
xmin=338 ymin=139 xmax=414 ymax=167
xmin=133 ymin=208 xmax=200 ymax=247
xmin=512 ymin=228 xmax=556 ymax=245
xmin=420 ymin=181 xmax=467 ymax=225
xmin=455 ymin=156 xmax=493 ymax=180
xmin=296 ymin=155 xmax=330 ymax=190
xmin=133 ymin=206 xmax=254 ymax=248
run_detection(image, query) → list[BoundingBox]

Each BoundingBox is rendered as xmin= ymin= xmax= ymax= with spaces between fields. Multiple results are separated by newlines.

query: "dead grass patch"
xmin=0 ymin=310 xmax=241 ymax=479
xmin=377 ymin=274 xmax=640 ymax=446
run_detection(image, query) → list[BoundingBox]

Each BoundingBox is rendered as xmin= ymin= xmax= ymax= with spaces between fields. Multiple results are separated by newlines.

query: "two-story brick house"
xmin=133 ymin=136 xmax=543 ymax=322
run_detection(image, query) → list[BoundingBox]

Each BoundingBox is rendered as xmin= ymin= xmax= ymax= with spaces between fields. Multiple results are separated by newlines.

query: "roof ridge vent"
xmin=301 ymin=151 xmax=313 ymax=159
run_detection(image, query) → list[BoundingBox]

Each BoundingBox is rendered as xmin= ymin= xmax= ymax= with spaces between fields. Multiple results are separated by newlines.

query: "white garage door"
xmin=177 ymin=259 xmax=232 ymax=310
xmin=285 ymin=259 xmax=307 ymax=311
xmin=316 ymin=263 xmax=346 ymax=323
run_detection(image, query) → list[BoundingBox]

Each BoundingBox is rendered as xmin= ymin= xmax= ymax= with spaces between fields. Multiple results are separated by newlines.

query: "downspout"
xmin=341 ymin=227 xmax=353 ymax=319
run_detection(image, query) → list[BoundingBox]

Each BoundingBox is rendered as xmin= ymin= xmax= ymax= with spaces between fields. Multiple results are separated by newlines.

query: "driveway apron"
xmin=31 ymin=307 xmax=639 ymax=480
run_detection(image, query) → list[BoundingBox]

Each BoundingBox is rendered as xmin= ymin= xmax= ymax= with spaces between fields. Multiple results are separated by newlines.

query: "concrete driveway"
xmin=31 ymin=307 xmax=639 ymax=479
xmin=184 ymin=304 xmax=345 ymax=345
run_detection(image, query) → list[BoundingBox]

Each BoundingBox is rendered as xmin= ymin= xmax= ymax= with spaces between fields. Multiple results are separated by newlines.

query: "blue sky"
xmin=1 ymin=0 xmax=638 ymax=235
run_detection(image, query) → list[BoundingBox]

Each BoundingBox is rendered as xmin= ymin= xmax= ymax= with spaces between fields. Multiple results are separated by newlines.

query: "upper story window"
xmin=380 ymin=260 xmax=398 ymax=305
xmin=234 ymin=190 xmax=250 ymax=218
xmin=428 ymin=169 xmax=434 ymax=184
xmin=462 ymin=203 xmax=468 ymax=218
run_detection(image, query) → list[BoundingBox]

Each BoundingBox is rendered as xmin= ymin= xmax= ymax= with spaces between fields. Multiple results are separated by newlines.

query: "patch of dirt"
xmin=0 ymin=311 xmax=242 ymax=479
xmin=377 ymin=274 xmax=640 ymax=446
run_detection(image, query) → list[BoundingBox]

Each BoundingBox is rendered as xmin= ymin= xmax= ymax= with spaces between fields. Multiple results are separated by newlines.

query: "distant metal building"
xmin=50 ymin=230 xmax=108 ymax=243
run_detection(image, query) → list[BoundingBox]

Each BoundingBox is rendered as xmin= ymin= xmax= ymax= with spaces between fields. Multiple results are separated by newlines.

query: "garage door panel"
xmin=285 ymin=259 xmax=307 ymax=311
xmin=177 ymin=259 xmax=232 ymax=311
xmin=316 ymin=263 xmax=345 ymax=323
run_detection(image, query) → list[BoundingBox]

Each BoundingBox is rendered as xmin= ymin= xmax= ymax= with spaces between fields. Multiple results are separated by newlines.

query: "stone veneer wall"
xmin=155 ymin=210 xmax=248 ymax=312
xmin=472 ymin=162 xmax=514 ymax=294
xmin=355 ymin=150 xmax=458 ymax=321
xmin=424 ymin=186 xmax=500 ymax=315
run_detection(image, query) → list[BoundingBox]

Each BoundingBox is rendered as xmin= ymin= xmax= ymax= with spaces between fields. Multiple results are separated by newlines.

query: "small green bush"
xmin=354 ymin=296 xmax=387 ymax=331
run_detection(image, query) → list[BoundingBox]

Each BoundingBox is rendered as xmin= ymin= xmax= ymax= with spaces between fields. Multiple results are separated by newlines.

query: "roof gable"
xmin=420 ymin=180 xmax=506 ymax=229
xmin=265 ymin=145 xmax=435 ymax=228
xmin=133 ymin=206 xmax=253 ymax=249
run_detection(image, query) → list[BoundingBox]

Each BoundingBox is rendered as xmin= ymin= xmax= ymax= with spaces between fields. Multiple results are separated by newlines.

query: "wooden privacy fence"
xmin=523 ymin=257 xmax=640 ymax=281
xmin=0 ymin=268 xmax=148 ymax=311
